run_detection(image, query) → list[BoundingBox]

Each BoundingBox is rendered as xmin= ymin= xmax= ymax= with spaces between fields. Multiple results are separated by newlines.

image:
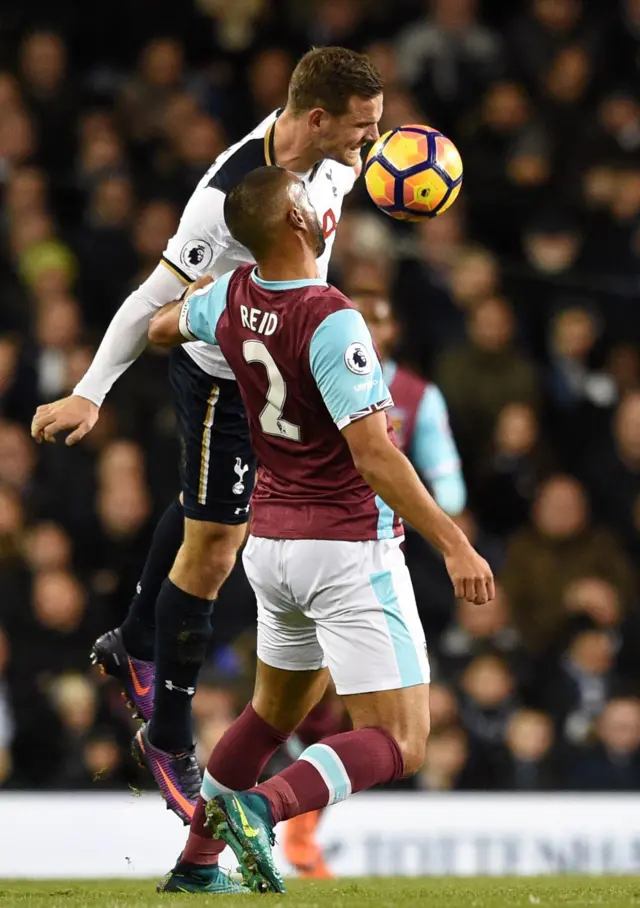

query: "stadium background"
xmin=0 ymin=0 xmax=639 ymax=804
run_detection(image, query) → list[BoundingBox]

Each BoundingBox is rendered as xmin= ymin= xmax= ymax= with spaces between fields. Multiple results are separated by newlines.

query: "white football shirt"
xmin=162 ymin=109 xmax=358 ymax=380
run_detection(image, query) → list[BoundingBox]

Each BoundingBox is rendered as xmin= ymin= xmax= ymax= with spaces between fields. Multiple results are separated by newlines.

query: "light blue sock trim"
xmin=299 ymin=742 xmax=352 ymax=805
xmin=200 ymin=768 xmax=234 ymax=802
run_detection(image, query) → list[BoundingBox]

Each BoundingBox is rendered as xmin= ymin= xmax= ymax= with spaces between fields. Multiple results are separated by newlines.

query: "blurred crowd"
xmin=0 ymin=0 xmax=640 ymax=795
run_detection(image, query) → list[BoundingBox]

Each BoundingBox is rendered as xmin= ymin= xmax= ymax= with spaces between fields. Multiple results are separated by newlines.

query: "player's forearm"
xmin=73 ymin=293 xmax=154 ymax=405
xmin=73 ymin=265 xmax=185 ymax=406
xmin=356 ymin=443 xmax=467 ymax=556
xmin=148 ymin=274 xmax=216 ymax=347
xmin=148 ymin=301 xmax=184 ymax=347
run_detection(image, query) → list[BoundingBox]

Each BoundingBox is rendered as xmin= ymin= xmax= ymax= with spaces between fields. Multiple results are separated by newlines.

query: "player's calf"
xmin=171 ymin=702 xmax=292 ymax=879
xmin=236 ymin=683 xmax=430 ymax=836
xmin=252 ymin=661 xmax=330 ymax=735
xmin=204 ymin=723 xmax=408 ymax=893
xmin=147 ymin=577 xmax=213 ymax=754
xmin=345 ymin=683 xmax=431 ymax=777
xmin=148 ymin=519 xmax=246 ymax=755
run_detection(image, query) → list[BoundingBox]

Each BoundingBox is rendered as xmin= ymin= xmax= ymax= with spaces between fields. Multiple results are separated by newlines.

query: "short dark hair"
xmin=288 ymin=46 xmax=383 ymax=116
xmin=224 ymin=166 xmax=292 ymax=259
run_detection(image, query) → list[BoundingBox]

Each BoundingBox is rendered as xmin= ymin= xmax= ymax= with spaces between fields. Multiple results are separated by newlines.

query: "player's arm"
xmin=30 ymin=189 xmax=226 ymax=446
xmin=344 ymin=411 xmax=475 ymax=564
xmin=346 ymin=415 xmax=493 ymax=605
xmin=411 ymin=385 xmax=467 ymax=516
xmin=148 ymin=271 xmax=234 ymax=347
xmin=148 ymin=276 xmax=214 ymax=346
xmin=309 ymin=307 xmax=493 ymax=605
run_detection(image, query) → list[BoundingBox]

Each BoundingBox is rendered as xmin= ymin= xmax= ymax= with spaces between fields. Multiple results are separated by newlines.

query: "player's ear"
xmin=307 ymin=107 xmax=328 ymax=132
xmin=288 ymin=207 xmax=306 ymax=232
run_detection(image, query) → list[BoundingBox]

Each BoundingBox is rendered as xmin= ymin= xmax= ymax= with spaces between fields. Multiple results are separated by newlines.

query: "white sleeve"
xmin=162 ymin=186 xmax=229 ymax=281
xmin=72 ymin=264 xmax=186 ymax=407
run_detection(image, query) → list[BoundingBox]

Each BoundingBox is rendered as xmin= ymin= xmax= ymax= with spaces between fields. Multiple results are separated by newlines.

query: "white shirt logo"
xmin=345 ymin=342 xmax=373 ymax=375
xmin=180 ymin=239 xmax=213 ymax=272
xmin=232 ymin=457 xmax=249 ymax=495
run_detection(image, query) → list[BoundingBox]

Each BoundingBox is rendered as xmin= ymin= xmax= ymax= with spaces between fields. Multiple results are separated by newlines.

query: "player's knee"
xmin=201 ymin=543 xmax=238 ymax=587
xmin=394 ymin=716 xmax=430 ymax=777
xmin=396 ymin=735 xmax=428 ymax=777
xmin=184 ymin=537 xmax=237 ymax=588
xmin=173 ymin=522 xmax=244 ymax=597
xmin=393 ymin=725 xmax=429 ymax=777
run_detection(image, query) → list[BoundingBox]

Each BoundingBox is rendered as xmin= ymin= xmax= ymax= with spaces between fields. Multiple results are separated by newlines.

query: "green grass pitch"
xmin=1 ymin=878 xmax=640 ymax=907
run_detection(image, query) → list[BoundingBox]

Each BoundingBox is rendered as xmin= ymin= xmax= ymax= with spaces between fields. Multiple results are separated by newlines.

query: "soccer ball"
xmin=364 ymin=125 xmax=463 ymax=220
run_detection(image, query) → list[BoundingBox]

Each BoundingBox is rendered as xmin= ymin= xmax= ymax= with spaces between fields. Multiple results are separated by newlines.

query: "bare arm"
xmin=148 ymin=276 xmax=213 ymax=347
xmin=342 ymin=411 xmax=494 ymax=604
xmin=148 ymin=301 xmax=185 ymax=347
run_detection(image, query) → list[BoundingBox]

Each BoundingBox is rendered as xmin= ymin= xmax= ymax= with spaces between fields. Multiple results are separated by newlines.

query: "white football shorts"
xmin=243 ymin=535 xmax=430 ymax=696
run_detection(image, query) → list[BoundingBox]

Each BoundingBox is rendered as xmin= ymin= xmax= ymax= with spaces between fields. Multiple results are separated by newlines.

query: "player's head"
xmin=224 ymin=166 xmax=326 ymax=264
xmin=287 ymin=47 xmax=383 ymax=167
xmin=351 ymin=288 xmax=398 ymax=360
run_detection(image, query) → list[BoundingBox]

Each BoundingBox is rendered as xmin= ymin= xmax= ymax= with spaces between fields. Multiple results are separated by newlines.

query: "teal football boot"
xmin=158 ymin=859 xmax=250 ymax=894
xmin=205 ymin=793 xmax=285 ymax=894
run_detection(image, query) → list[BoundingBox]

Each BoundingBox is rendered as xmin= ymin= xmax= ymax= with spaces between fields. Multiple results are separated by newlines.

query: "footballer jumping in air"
xmin=149 ymin=165 xmax=494 ymax=895
xmin=30 ymin=48 xmax=383 ymax=833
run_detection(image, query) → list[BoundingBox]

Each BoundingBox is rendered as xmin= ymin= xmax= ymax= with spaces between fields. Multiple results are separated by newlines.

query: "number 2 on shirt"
xmin=243 ymin=340 xmax=301 ymax=442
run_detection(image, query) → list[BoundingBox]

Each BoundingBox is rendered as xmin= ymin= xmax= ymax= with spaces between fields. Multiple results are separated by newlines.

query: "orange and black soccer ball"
xmin=364 ymin=125 xmax=463 ymax=220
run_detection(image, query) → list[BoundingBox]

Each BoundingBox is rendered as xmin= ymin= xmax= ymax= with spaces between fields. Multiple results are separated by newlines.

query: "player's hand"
xmin=31 ymin=395 xmax=99 ymax=446
xmin=444 ymin=543 xmax=495 ymax=605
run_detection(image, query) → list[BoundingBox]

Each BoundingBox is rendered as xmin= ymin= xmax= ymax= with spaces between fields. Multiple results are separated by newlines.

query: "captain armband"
xmin=178 ymin=297 xmax=198 ymax=341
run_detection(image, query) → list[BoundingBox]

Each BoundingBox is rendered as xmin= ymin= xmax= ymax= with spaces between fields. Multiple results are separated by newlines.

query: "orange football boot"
xmin=282 ymin=809 xmax=334 ymax=879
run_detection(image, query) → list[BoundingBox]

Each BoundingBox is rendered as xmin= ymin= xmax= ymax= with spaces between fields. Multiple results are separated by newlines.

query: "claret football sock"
xmin=251 ymin=727 xmax=404 ymax=824
xmin=282 ymin=699 xmax=342 ymax=876
xmin=295 ymin=699 xmax=343 ymax=747
xmin=147 ymin=579 xmax=213 ymax=754
xmin=182 ymin=704 xmax=290 ymax=865
xmin=120 ymin=498 xmax=184 ymax=661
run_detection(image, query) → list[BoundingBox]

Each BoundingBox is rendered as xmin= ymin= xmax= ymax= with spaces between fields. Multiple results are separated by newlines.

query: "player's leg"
xmin=91 ymin=496 xmax=184 ymax=722
xmin=160 ymin=537 xmax=328 ymax=892
xmin=134 ymin=349 xmax=256 ymax=824
xmin=207 ymin=684 xmax=429 ymax=893
xmin=160 ymin=662 xmax=327 ymax=893
xmin=251 ymin=539 xmax=430 ymax=816
xmin=186 ymin=536 xmax=329 ymax=857
xmin=147 ymin=516 xmax=247 ymax=753
xmin=206 ymin=538 xmax=430 ymax=892
xmin=281 ymin=688 xmax=343 ymax=878
xmin=120 ymin=497 xmax=185 ymax=662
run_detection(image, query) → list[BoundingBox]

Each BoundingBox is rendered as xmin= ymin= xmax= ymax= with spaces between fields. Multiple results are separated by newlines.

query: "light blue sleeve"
xmin=181 ymin=270 xmax=234 ymax=345
xmin=412 ymin=385 xmax=467 ymax=515
xmin=309 ymin=308 xmax=392 ymax=429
